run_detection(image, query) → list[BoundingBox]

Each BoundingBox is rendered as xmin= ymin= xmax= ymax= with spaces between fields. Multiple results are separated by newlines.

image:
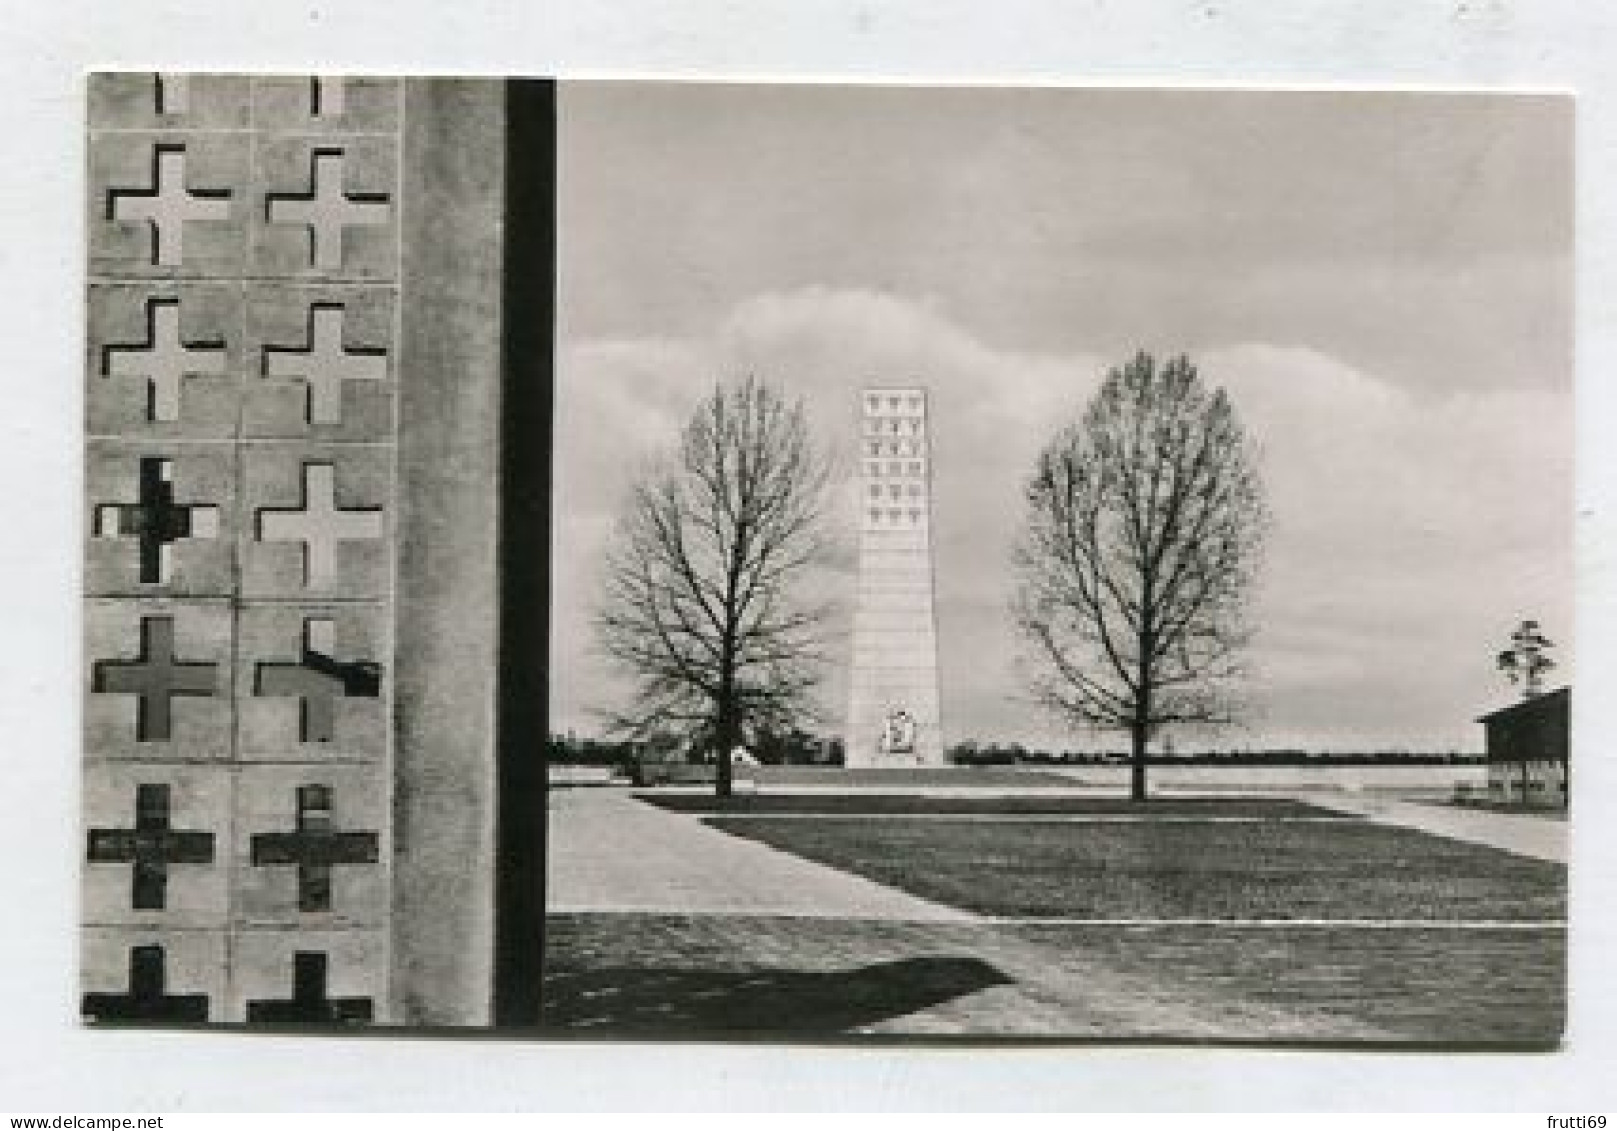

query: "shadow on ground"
xmin=541 ymin=955 xmax=1012 ymax=1033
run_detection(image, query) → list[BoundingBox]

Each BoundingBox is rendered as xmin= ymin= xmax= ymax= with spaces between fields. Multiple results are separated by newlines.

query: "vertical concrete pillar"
xmin=388 ymin=79 xmax=508 ymax=1026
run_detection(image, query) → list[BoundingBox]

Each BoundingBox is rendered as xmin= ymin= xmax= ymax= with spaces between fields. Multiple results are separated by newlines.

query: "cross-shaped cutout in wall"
xmin=154 ymin=73 xmax=189 ymax=117
xmin=103 ymin=297 xmax=228 ymax=423
xmin=108 ymin=145 xmax=232 ymax=268
xmin=252 ymin=617 xmax=381 ymax=743
xmin=265 ymin=149 xmax=389 ymax=271
xmin=245 ymin=951 xmax=372 ymax=1024
xmin=255 ymin=463 xmax=384 ymax=588
xmin=82 ymin=944 xmax=209 ymax=1022
xmin=250 ymin=783 xmax=379 ymax=912
xmin=310 ymin=76 xmax=346 ymax=118
xmin=92 ymin=615 xmax=219 ymax=742
xmin=86 ymin=783 xmax=215 ymax=910
xmin=94 ymin=456 xmax=221 ymax=584
xmin=262 ymin=303 xmax=386 ymax=425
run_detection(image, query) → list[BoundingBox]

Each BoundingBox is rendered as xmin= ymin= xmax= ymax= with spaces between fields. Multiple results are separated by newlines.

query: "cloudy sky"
xmin=550 ymin=84 xmax=1572 ymax=752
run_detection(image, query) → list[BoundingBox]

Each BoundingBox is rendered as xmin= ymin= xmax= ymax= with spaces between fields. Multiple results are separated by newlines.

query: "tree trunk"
xmin=1129 ymin=721 xmax=1148 ymax=802
xmin=715 ymin=743 xmax=734 ymax=799
xmin=1133 ymin=621 xmax=1153 ymax=802
xmin=714 ymin=700 xmax=737 ymax=800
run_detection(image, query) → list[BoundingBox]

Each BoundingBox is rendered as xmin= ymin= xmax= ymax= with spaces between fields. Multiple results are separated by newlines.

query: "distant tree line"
xmin=552 ymin=732 xmax=1480 ymax=770
xmin=547 ymin=730 xmax=845 ymax=769
xmin=946 ymin=741 xmax=1483 ymax=767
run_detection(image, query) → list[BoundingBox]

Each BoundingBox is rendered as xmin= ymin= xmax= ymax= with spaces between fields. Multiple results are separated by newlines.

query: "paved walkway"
xmin=546 ymin=787 xmax=974 ymax=919
xmin=1295 ymin=791 xmax=1567 ymax=863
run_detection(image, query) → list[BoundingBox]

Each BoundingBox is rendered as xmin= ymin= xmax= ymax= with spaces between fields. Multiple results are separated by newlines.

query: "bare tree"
xmin=596 ymin=376 xmax=831 ymax=797
xmin=1015 ymin=351 xmax=1268 ymax=801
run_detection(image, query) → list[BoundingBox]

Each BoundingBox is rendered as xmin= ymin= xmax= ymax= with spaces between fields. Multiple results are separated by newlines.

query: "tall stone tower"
xmin=847 ymin=387 xmax=944 ymax=767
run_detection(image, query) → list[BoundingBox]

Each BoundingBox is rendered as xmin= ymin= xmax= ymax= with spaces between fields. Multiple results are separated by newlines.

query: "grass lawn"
xmin=702 ymin=814 xmax=1566 ymax=921
xmin=640 ymin=793 xmax=1352 ymax=818
xmin=542 ymin=912 xmax=1563 ymax=1043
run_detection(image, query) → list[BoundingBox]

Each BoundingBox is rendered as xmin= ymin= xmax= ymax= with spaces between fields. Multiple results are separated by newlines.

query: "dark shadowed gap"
xmin=494 ymin=77 xmax=556 ymax=1026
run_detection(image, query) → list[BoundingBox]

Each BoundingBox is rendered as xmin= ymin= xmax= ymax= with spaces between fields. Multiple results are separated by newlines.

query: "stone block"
xmin=86 ymin=283 xmax=244 ymax=439
xmin=81 ymin=926 xmax=227 ymax=1023
xmin=242 ymin=285 xmax=395 ymax=441
xmin=85 ymin=598 xmax=232 ymax=760
xmin=231 ymin=763 xmax=388 ymax=929
xmin=82 ymin=761 xmax=231 ymax=928
xmin=240 ymin=444 xmax=391 ymax=598
xmin=85 ymin=440 xmax=237 ymax=597
xmin=251 ymin=76 xmax=401 ymax=134
xmin=236 ymin=602 xmax=386 ymax=761
xmin=251 ymin=136 xmax=398 ymax=282
xmin=88 ymin=72 xmax=250 ymax=131
xmin=89 ymin=132 xmax=250 ymax=280
xmin=226 ymin=928 xmax=387 ymax=1024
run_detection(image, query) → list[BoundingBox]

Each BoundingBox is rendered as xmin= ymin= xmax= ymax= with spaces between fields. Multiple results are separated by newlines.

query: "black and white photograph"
xmin=545 ymin=82 xmax=1572 ymax=1042
xmin=73 ymin=73 xmax=1572 ymax=1047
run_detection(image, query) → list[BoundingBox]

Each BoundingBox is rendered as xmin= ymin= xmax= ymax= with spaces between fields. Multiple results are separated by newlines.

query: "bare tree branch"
xmin=1014 ymin=351 xmax=1269 ymax=800
xmin=594 ymin=376 xmax=832 ymax=796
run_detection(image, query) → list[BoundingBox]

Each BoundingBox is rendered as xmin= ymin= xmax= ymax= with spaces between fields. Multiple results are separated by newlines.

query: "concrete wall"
xmin=83 ymin=74 xmax=506 ymax=1027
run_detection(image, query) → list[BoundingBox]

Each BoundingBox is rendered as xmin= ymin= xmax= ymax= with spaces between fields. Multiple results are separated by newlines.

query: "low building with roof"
xmin=1478 ymin=687 xmax=1569 ymax=808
